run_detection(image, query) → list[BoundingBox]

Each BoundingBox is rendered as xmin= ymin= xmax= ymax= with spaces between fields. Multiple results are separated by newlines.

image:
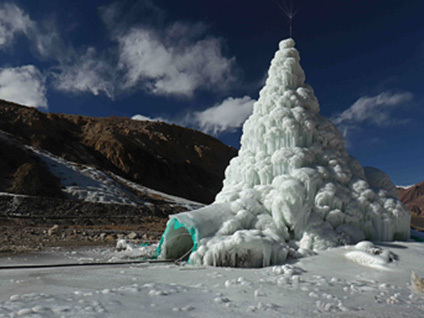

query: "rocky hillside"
xmin=0 ymin=135 xmax=63 ymax=198
xmin=0 ymin=100 xmax=237 ymax=204
xmin=398 ymin=181 xmax=424 ymax=230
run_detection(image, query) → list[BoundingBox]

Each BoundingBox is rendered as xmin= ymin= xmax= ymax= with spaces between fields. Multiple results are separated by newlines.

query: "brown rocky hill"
xmin=0 ymin=100 xmax=237 ymax=204
xmin=398 ymin=181 xmax=424 ymax=230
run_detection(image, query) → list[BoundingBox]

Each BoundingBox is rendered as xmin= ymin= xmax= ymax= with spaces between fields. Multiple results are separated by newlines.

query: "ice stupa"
xmin=156 ymin=39 xmax=410 ymax=267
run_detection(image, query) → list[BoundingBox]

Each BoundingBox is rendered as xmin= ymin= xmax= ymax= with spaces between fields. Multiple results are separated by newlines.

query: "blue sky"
xmin=0 ymin=0 xmax=423 ymax=186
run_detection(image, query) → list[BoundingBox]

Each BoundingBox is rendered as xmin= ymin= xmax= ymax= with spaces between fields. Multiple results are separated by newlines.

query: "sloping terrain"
xmin=0 ymin=99 xmax=236 ymax=253
xmin=0 ymin=100 xmax=237 ymax=203
xmin=398 ymin=181 xmax=424 ymax=230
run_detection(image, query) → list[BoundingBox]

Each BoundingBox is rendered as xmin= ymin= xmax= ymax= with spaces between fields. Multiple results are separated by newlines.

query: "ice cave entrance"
xmin=157 ymin=219 xmax=196 ymax=261
xmin=156 ymin=203 xmax=234 ymax=261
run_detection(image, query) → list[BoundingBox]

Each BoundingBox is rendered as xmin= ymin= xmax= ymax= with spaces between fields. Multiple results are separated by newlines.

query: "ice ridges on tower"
xmin=155 ymin=38 xmax=411 ymax=268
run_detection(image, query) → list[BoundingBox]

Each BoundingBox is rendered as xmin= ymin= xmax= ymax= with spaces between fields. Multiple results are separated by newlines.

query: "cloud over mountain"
xmin=52 ymin=48 xmax=115 ymax=99
xmin=0 ymin=65 xmax=47 ymax=108
xmin=193 ymin=96 xmax=255 ymax=134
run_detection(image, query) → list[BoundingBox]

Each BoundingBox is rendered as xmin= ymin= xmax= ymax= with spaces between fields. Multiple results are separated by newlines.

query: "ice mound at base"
xmin=345 ymin=241 xmax=398 ymax=270
xmin=156 ymin=38 xmax=410 ymax=267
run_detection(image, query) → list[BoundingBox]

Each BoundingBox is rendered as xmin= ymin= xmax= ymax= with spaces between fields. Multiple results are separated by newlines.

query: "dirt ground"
xmin=0 ymin=219 xmax=167 ymax=256
xmin=0 ymin=194 xmax=171 ymax=255
xmin=0 ymin=191 xmax=187 ymax=256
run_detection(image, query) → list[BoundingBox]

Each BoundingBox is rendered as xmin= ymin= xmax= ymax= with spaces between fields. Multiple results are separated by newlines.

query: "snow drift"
xmin=156 ymin=38 xmax=410 ymax=267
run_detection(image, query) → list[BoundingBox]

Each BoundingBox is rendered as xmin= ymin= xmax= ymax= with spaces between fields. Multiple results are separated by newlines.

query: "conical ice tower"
xmin=156 ymin=39 xmax=410 ymax=267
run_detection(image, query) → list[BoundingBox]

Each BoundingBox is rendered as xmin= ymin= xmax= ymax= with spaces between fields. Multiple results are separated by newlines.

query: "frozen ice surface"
xmin=158 ymin=38 xmax=410 ymax=267
xmin=1 ymin=242 xmax=423 ymax=317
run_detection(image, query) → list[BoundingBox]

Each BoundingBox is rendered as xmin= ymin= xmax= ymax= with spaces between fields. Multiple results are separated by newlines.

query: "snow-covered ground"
xmin=1 ymin=239 xmax=424 ymax=317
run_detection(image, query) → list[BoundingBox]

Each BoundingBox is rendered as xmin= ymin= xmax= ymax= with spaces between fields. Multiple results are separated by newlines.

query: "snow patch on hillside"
xmin=110 ymin=173 xmax=203 ymax=210
xmin=397 ymin=184 xmax=414 ymax=190
xmin=31 ymin=148 xmax=143 ymax=205
xmin=30 ymin=147 xmax=202 ymax=209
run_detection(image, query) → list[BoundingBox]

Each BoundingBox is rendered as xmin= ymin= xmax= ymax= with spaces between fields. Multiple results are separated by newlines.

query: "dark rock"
xmin=10 ymin=162 xmax=63 ymax=197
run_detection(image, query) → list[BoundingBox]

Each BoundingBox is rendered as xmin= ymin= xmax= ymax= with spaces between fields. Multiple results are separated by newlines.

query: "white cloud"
xmin=193 ymin=96 xmax=255 ymax=134
xmin=0 ymin=2 xmax=239 ymax=101
xmin=117 ymin=23 xmax=236 ymax=97
xmin=52 ymin=48 xmax=114 ymax=99
xmin=130 ymin=96 xmax=254 ymax=135
xmin=29 ymin=20 xmax=68 ymax=62
xmin=0 ymin=3 xmax=31 ymax=48
xmin=331 ymin=91 xmax=414 ymax=144
xmin=332 ymin=91 xmax=413 ymax=127
xmin=0 ymin=65 xmax=47 ymax=108
xmin=0 ymin=3 xmax=112 ymax=99
xmin=131 ymin=114 xmax=167 ymax=122
xmin=0 ymin=3 xmax=64 ymax=60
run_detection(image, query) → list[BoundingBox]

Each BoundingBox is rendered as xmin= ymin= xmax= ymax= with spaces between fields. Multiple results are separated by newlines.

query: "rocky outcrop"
xmin=11 ymin=162 xmax=63 ymax=198
xmin=0 ymin=136 xmax=63 ymax=198
xmin=0 ymin=100 xmax=237 ymax=203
